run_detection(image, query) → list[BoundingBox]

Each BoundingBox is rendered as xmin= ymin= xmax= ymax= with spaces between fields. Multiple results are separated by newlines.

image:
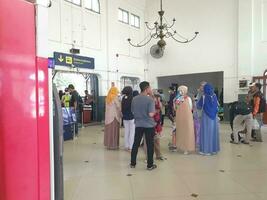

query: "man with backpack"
xmin=230 ymin=101 xmax=253 ymax=144
xmin=250 ymin=83 xmax=265 ymax=142
xmin=68 ymin=84 xmax=83 ymax=136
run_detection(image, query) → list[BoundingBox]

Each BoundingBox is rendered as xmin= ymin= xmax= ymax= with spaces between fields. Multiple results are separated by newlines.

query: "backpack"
xmin=235 ymin=101 xmax=252 ymax=115
xmin=78 ymin=95 xmax=84 ymax=111
xmin=259 ymin=93 xmax=266 ymax=113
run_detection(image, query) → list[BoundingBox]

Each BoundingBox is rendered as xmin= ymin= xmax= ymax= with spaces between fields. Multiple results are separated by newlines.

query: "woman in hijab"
xmin=197 ymin=83 xmax=220 ymax=155
xmin=174 ymin=86 xmax=195 ymax=154
xmin=121 ymin=86 xmax=135 ymax=151
xmin=104 ymin=86 xmax=121 ymax=150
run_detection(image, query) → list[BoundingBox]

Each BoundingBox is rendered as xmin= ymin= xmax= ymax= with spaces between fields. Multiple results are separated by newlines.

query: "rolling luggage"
xmin=62 ymin=108 xmax=76 ymax=141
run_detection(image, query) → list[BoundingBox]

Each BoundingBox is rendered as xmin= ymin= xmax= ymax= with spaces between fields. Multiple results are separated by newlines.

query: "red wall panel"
xmin=36 ymin=57 xmax=50 ymax=200
xmin=0 ymin=0 xmax=50 ymax=199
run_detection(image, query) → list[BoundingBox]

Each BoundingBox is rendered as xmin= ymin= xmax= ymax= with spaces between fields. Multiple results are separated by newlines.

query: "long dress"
xmin=104 ymin=97 xmax=121 ymax=150
xmin=199 ymin=111 xmax=220 ymax=154
xmin=175 ymin=97 xmax=195 ymax=152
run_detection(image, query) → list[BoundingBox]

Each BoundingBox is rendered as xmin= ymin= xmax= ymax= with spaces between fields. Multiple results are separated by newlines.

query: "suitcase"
xmin=62 ymin=107 xmax=75 ymax=141
xmin=63 ymin=124 xmax=74 ymax=141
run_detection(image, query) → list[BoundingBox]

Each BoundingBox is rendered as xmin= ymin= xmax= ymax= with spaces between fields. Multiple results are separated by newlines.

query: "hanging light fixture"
xmin=127 ymin=0 xmax=199 ymax=50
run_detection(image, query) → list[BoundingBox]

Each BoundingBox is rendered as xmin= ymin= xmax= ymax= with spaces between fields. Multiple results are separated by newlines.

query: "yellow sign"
xmin=58 ymin=55 xmax=64 ymax=62
xmin=66 ymin=56 xmax=73 ymax=64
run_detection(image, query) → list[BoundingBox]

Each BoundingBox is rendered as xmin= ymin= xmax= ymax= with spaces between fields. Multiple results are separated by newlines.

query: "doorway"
xmin=53 ymin=70 xmax=100 ymax=122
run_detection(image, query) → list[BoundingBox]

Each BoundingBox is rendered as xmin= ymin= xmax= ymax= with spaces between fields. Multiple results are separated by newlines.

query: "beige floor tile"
xmin=63 ymin=123 xmax=267 ymax=199
xmin=64 ymin=177 xmax=81 ymax=200
xmin=226 ymin=170 xmax=267 ymax=193
xmin=198 ymin=193 xmax=258 ymax=200
xmin=72 ymin=174 xmax=132 ymax=200
xmin=257 ymin=193 xmax=267 ymax=200
xmin=130 ymin=172 xmax=190 ymax=198
xmin=181 ymin=172 xmax=249 ymax=195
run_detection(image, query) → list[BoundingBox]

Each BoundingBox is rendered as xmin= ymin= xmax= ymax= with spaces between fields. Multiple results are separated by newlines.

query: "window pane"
xmin=72 ymin=0 xmax=81 ymax=5
xmin=135 ymin=16 xmax=140 ymax=28
xmin=92 ymin=0 xmax=100 ymax=12
xmin=118 ymin=9 xmax=123 ymax=21
xmin=130 ymin=14 xmax=135 ymax=26
xmin=122 ymin=11 xmax=128 ymax=23
xmin=84 ymin=0 xmax=92 ymax=9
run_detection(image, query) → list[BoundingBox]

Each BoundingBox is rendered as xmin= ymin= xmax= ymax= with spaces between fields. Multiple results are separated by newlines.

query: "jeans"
xmin=131 ymin=127 xmax=155 ymax=168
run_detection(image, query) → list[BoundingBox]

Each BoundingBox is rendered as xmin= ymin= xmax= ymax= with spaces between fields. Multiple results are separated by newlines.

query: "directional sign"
xmin=54 ymin=52 xmax=95 ymax=69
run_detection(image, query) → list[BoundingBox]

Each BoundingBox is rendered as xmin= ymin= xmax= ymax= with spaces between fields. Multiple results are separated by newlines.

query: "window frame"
xmin=130 ymin=13 xmax=140 ymax=29
xmin=118 ymin=8 xmax=129 ymax=24
xmin=84 ymin=0 xmax=101 ymax=14
xmin=65 ymin=0 xmax=82 ymax=6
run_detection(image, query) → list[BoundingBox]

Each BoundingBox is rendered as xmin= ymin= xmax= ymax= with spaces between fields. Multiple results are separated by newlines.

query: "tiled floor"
xmin=63 ymin=122 xmax=267 ymax=200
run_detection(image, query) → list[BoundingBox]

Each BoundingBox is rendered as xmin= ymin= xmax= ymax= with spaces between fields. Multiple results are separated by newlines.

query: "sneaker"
xmin=230 ymin=141 xmax=239 ymax=144
xmin=243 ymin=141 xmax=250 ymax=145
xmin=147 ymin=164 xmax=157 ymax=171
xmin=169 ymin=146 xmax=177 ymax=151
xmin=183 ymin=151 xmax=189 ymax=155
xmin=156 ymin=156 xmax=165 ymax=161
xmin=129 ymin=164 xmax=136 ymax=168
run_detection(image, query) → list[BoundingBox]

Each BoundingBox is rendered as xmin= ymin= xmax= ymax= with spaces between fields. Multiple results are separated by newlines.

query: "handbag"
xmin=252 ymin=118 xmax=260 ymax=130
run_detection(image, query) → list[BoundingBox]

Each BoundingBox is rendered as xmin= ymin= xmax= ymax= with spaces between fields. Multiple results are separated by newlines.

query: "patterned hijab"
xmin=174 ymin=86 xmax=188 ymax=105
xmin=106 ymin=87 xmax=119 ymax=104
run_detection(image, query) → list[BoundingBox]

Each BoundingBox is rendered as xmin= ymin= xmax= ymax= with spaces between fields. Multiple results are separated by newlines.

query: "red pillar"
xmin=0 ymin=0 xmax=50 ymax=199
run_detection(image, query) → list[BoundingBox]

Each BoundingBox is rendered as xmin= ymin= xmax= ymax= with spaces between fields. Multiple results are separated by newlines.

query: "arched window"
xmin=85 ymin=0 xmax=100 ymax=13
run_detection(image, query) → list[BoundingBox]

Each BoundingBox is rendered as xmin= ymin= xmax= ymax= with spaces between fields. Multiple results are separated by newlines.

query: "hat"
xmin=248 ymin=82 xmax=256 ymax=87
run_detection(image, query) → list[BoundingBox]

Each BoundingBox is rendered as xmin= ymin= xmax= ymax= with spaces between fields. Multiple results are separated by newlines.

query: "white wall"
xmin=238 ymin=0 xmax=267 ymax=79
xmin=46 ymin=0 xmax=267 ymax=100
xmin=144 ymin=0 xmax=239 ymax=103
xmin=48 ymin=0 xmax=147 ymax=95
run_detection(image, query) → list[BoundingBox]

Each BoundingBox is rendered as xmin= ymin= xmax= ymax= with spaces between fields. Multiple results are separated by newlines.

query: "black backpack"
xmin=78 ymin=95 xmax=84 ymax=111
xmin=259 ymin=93 xmax=266 ymax=113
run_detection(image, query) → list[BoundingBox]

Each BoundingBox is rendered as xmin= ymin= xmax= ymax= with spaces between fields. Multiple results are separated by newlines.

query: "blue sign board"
xmin=54 ymin=52 xmax=95 ymax=69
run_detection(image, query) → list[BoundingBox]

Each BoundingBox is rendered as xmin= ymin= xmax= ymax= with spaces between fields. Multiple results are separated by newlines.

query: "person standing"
xmin=167 ymin=86 xmax=176 ymax=124
xmin=61 ymin=88 xmax=71 ymax=108
xmin=158 ymin=89 xmax=167 ymax=126
xmin=84 ymin=90 xmax=93 ymax=105
xmin=196 ymin=81 xmax=207 ymax=118
xmin=121 ymin=86 xmax=135 ymax=151
xmin=104 ymin=86 xmax=121 ymax=150
xmin=68 ymin=84 xmax=81 ymax=136
xmin=174 ymin=86 xmax=195 ymax=154
xmin=250 ymin=83 xmax=265 ymax=142
xmin=130 ymin=81 xmax=157 ymax=170
xmin=154 ymin=94 xmax=164 ymax=160
xmin=197 ymin=83 xmax=220 ymax=155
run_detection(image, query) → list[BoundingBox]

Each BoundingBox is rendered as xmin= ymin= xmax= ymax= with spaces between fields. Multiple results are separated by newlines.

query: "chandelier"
xmin=127 ymin=0 xmax=199 ymax=50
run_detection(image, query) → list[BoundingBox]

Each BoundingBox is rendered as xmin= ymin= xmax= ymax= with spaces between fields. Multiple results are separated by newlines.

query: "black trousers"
xmin=131 ymin=127 xmax=155 ymax=168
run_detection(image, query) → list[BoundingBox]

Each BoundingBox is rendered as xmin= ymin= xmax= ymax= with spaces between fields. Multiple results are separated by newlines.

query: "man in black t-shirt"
xmin=68 ymin=84 xmax=81 ymax=135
